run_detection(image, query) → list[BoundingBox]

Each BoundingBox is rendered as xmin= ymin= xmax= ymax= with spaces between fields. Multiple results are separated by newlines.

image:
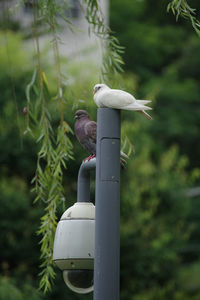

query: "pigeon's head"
xmin=75 ymin=110 xmax=89 ymax=120
xmin=93 ymin=83 xmax=109 ymax=95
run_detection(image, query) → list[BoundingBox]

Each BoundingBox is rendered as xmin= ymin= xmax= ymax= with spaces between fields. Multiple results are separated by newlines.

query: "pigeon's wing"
xmin=84 ymin=120 xmax=97 ymax=143
xmin=123 ymin=102 xmax=152 ymax=111
xmin=136 ymin=100 xmax=151 ymax=105
xmin=99 ymin=89 xmax=135 ymax=108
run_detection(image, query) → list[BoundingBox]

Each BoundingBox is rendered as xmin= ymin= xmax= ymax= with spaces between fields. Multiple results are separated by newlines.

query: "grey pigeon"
xmin=74 ymin=110 xmax=97 ymax=161
xmin=74 ymin=110 xmax=128 ymax=166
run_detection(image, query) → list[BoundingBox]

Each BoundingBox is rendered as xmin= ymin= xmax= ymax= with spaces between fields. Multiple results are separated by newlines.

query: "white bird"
xmin=93 ymin=83 xmax=152 ymax=120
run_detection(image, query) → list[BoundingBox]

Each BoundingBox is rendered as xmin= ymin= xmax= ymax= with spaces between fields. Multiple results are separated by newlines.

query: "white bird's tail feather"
xmin=123 ymin=103 xmax=152 ymax=111
xmin=137 ymin=100 xmax=151 ymax=105
xmin=138 ymin=110 xmax=153 ymax=120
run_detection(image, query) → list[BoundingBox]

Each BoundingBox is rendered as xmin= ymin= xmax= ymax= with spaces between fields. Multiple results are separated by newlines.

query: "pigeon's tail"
xmin=138 ymin=110 xmax=153 ymax=120
xmin=120 ymin=151 xmax=129 ymax=159
xmin=123 ymin=103 xmax=152 ymax=111
xmin=137 ymin=100 xmax=151 ymax=105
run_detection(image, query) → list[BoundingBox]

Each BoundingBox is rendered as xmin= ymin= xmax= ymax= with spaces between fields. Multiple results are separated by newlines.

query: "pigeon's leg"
xmin=88 ymin=154 xmax=96 ymax=160
xmin=83 ymin=154 xmax=96 ymax=162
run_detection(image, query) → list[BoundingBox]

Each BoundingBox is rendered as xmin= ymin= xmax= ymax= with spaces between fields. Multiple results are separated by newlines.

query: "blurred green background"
xmin=0 ymin=0 xmax=200 ymax=299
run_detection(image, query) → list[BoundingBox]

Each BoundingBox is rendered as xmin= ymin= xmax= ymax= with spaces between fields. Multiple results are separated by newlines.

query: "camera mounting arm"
xmin=77 ymin=158 xmax=96 ymax=203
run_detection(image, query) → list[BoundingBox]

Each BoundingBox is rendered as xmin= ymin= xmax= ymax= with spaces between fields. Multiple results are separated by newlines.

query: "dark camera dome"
xmin=63 ymin=270 xmax=93 ymax=294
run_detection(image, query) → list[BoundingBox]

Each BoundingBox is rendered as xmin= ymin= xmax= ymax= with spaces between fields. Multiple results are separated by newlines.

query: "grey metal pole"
xmin=94 ymin=108 xmax=121 ymax=300
xmin=77 ymin=158 xmax=96 ymax=202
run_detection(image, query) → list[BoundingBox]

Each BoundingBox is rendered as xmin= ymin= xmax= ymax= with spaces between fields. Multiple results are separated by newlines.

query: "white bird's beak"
xmin=94 ymin=86 xmax=99 ymax=94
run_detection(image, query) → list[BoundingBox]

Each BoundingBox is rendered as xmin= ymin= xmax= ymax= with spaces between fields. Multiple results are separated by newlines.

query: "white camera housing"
xmin=53 ymin=202 xmax=95 ymax=294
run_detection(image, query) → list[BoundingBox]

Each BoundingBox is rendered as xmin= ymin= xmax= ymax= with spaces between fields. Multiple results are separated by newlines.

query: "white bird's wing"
xmin=97 ymin=89 xmax=136 ymax=108
xmin=136 ymin=100 xmax=151 ymax=105
xmin=123 ymin=102 xmax=152 ymax=111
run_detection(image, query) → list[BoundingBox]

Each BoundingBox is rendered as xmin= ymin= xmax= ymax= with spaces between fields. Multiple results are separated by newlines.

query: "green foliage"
xmin=0 ymin=31 xmax=31 ymax=79
xmin=19 ymin=0 xmax=125 ymax=292
xmin=81 ymin=0 xmax=124 ymax=82
xmin=1 ymin=0 xmax=200 ymax=299
xmin=167 ymin=0 xmax=200 ymax=36
xmin=0 ymin=277 xmax=42 ymax=300
xmin=26 ymin=69 xmax=73 ymax=291
xmin=110 ymin=1 xmax=200 ymax=298
xmin=120 ymin=142 xmax=191 ymax=298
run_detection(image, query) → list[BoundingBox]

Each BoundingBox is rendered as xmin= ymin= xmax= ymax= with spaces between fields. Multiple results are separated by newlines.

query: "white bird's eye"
xmin=94 ymin=85 xmax=101 ymax=94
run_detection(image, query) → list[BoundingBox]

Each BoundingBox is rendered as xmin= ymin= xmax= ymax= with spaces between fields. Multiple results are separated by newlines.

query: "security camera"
xmin=53 ymin=202 xmax=95 ymax=294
